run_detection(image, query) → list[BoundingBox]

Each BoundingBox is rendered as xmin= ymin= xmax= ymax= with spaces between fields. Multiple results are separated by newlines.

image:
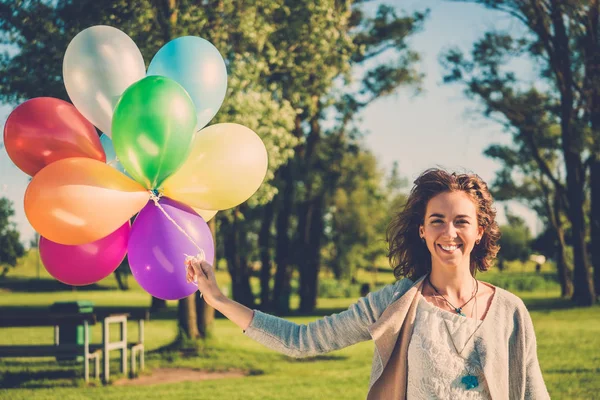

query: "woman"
xmin=186 ymin=168 xmax=550 ymax=399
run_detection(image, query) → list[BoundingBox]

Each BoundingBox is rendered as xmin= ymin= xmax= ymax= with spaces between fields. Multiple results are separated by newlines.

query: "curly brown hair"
xmin=386 ymin=168 xmax=501 ymax=281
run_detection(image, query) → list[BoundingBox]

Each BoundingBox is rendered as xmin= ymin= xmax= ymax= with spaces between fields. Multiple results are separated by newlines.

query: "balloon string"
xmin=149 ymin=191 xmax=205 ymax=295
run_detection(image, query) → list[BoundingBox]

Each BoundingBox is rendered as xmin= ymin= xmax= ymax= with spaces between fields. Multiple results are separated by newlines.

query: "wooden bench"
xmin=92 ymin=309 xmax=148 ymax=382
xmin=0 ymin=313 xmax=101 ymax=382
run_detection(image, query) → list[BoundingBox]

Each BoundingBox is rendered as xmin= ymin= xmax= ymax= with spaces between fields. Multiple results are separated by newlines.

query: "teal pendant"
xmin=461 ymin=375 xmax=479 ymax=390
xmin=455 ymin=307 xmax=466 ymax=317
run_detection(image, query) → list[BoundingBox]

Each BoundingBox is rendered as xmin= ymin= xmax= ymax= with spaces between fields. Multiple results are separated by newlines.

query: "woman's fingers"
xmin=185 ymin=259 xmax=212 ymax=282
xmin=199 ymin=260 xmax=212 ymax=276
xmin=186 ymin=265 xmax=194 ymax=283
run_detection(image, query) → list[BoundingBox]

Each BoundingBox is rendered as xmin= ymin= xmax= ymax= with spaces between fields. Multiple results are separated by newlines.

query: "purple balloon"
xmin=128 ymin=196 xmax=215 ymax=300
xmin=40 ymin=222 xmax=130 ymax=286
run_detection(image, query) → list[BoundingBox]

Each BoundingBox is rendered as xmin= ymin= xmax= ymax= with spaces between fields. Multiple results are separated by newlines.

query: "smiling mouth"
xmin=438 ymin=244 xmax=462 ymax=253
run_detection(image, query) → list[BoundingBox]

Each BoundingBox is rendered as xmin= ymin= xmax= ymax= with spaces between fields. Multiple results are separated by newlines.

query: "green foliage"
xmin=484 ymin=273 xmax=560 ymax=292
xmin=0 ymin=0 xmax=301 ymax=207
xmin=0 ymin=0 xmax=427 ymax=311
xmin=498 ymin=207 xmax=532 ymax=262
xmin=317 ymin=278 xmax=363 ymax=299
xmin=0 ymin=197 xmax=25 ymax=274
xmin=322 ymin=150 xmax=408 ymax=281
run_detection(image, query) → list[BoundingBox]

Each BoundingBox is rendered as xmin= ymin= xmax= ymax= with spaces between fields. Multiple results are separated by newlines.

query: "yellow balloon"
xmin=25 ymin=157 xmax=149 ymax=245
xmin=163 ymin=123 xmax=268 ymax=210
xmin=193 ymin=208 xmax=218 ymax=222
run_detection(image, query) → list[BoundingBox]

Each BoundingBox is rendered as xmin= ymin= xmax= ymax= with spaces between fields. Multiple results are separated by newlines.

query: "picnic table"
xmin=94 ymin=309 xmax=148 ymax=382
xmin=0 ymin=308 xmax=148 ymax=383
xmin=0 ymin=313 xmax=100 ymax=382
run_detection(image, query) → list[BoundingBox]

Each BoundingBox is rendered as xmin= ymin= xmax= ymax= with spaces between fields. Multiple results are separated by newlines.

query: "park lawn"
xmin=1 ymin=253 xmax=599 ymax=399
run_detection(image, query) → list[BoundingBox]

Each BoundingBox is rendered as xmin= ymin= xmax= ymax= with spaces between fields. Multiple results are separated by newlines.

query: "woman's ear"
xmin=419 ymin=226 xmax=424 ymax=238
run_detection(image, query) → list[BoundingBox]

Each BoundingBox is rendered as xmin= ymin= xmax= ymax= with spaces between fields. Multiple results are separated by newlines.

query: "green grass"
xmin=0 ymin=253 xmax=598 ymax=399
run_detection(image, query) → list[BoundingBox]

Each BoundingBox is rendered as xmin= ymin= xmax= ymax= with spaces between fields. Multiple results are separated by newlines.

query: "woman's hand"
xmin=185 ymin=258 xmax=224 ymax=307
xmin=185 ymin=257 xmax=255 ymax=331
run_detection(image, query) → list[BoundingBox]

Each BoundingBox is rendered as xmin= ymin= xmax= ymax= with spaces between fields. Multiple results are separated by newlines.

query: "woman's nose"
xmin=442 ymin=223 xmax=457 ymax=238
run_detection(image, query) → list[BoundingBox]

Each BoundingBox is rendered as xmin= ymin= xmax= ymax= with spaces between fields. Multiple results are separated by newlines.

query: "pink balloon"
xmin=39 ymin=222 xmax=130 ymax=286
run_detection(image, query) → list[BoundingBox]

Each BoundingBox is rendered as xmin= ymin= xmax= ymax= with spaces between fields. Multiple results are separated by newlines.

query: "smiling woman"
xmin=186 ymin=168 xmax=550 ymax=400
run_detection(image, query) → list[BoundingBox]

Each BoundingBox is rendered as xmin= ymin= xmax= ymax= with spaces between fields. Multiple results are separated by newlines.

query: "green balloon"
xmin=112 ymin=75 xmax=197 ymax=189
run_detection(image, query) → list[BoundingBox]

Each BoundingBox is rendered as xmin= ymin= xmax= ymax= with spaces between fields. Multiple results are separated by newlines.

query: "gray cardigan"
xmin=244 ymin=276 xmax=550 ymax=399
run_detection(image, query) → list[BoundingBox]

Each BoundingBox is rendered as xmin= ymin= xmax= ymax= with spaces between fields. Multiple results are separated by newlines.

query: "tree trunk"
xmin=552 ymin=192 xmax=573 ymax=297
xmin=565 ymin=158 xmax=595 ymax=305
xmin=113 ymin=255 xmax=129 ymax=290
xmin=272 ymin=164 xmax=294 ymax=315
xmin=195 ymin=217 xmax=216 ymax=338
xmin=113 ymin=269 xmax=128 ymax=291
xmin=583 ymin=0 xmax=600 ymax=301
xmin=299 ymin=195 xmax=325 ymax=313
xmin=591 ymin=159 xmax=600 ymax=299
xmin=555 ymin=227 xmax=573 ymax=298
xmin=542 ymin=179 xmax=574 ymax=298
xmin=548 ymin=0 xmax=596 ymax=305
xmin=259 ymin=202 xmax=275 ymax=310
xmin=224 ymin=207 xmax=256 ymax=308
xmin=150 ymin=296 xmax=167 ymax=312
xmin=177 ymin=293 xmax=199 ymax=340
xmin=195 ymin=291 xmax=214 ymax=338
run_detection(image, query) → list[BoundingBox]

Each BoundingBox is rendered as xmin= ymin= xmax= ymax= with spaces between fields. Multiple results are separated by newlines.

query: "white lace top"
xmin=407 ymin=296 xmax=491 ymax=399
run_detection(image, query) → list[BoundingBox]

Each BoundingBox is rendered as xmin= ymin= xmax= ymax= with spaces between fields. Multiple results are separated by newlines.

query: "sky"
xmin=0 ymin=0 xmax=541 ymax=245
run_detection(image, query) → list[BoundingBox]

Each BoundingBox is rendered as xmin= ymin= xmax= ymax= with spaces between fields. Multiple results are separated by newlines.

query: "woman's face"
xmin=419 ymin=191 xmax=483 ymax=270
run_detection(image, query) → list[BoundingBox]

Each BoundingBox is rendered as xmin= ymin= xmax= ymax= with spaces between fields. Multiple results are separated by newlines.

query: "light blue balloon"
xmin=100 ymin=134 xmax=129 ymax=176
xmin=147 ymin=36 xmax=227 ymax=131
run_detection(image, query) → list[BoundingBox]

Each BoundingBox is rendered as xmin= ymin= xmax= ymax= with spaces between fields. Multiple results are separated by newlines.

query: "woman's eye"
xmin=432 ymin=219 xmax=443 ymax=224
xmin=457 ymin=220 xmax=469 ymax=224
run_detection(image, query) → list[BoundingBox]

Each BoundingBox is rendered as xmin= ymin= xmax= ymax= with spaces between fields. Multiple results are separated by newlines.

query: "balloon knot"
xmin=184 ymin=249 xmax=206 ymax=266
xmin=149 ymin=190 xmax=163 ymax=206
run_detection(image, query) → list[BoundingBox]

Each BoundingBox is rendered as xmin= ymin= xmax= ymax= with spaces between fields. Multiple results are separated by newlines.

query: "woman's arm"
xmin=186 ymin=258 xmax=405 ymax=358
xmin=186 ymin=258 xmax=254 ymax=330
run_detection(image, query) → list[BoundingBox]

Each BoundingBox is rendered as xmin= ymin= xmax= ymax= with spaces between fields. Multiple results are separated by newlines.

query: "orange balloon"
xmin=25 ymin=158 xmax=149 ymax=245
xmin=3 ymin=97 xmax=106 ymax=176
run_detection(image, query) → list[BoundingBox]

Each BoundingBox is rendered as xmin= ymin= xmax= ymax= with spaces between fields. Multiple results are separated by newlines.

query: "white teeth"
xmin=441 ymin=245 xmax=459 ymax=251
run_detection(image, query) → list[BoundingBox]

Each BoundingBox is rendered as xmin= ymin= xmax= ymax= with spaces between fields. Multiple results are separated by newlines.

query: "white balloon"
xmin=63 ymin=26 xmax=145 ymax=137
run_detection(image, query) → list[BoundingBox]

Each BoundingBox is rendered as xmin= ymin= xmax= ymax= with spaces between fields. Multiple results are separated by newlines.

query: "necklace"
xmin=426 ymin=275 xmax=477 ymax=317
xmin=439 ymin=280 xmax=483 ymax=391
xmin=423 ymin=274 xmax=483 ymax=390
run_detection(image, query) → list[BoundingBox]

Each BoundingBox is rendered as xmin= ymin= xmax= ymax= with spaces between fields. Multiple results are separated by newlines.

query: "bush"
xmin=317 ymin=279 xmax=389 ymax=298
xmin=483 ymin=273 xmax=560 ymax=292
xmin=318 ymin=279 xmax=363 ymax=298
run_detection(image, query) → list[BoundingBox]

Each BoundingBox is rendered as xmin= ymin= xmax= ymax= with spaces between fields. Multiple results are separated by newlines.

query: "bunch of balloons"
xmin=3 ymin=26 xmax=268 ymax=300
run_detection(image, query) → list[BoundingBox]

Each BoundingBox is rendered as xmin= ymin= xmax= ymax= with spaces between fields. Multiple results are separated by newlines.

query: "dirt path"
xmin=113 ymin=368 xmax=247 ymax=386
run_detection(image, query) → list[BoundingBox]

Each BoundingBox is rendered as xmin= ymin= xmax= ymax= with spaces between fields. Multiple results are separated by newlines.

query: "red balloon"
xmin=3 ymin=97 xmax=105 ymax=176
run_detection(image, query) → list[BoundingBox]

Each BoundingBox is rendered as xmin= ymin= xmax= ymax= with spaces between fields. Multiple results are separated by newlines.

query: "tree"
xmin=484 ymin=124 xmax=574 ymax=295
xmin=442 ymin=0 xmax=596 ymax=305
xmin=0 ymin=198 xmax=25 ymax=277
xmin=498 ymin=207 xmax=532 ymax=264
xmin=0 ymin=1 xmax=426 ymax=322
xmin=324 ymin=151 xmax=406 ymax=282
xmin=260 ymin=2 xmax=427 ymax=314
xmin=0 ymin=0 xmax=298 ymax=340
xmin=580 ymin=0 xmax=600 ymax=301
